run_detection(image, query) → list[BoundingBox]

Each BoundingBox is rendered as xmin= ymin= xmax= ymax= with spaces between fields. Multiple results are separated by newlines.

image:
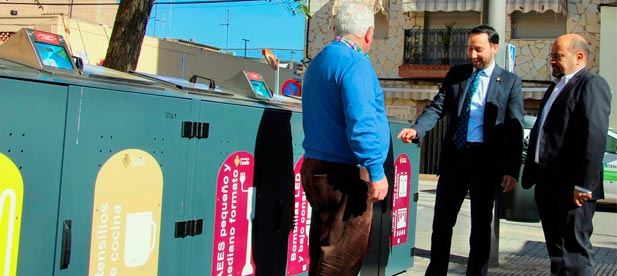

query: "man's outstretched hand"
xmin=397 ymin=128 xmax=418 ymax=144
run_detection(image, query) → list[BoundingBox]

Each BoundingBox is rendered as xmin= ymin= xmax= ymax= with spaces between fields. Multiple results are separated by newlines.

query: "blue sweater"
xmin=302 ymin=41 xmax=390 ymax=182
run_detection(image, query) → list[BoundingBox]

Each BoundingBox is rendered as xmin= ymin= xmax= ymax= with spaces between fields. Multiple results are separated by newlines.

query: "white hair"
xmin=334 ymin=2 xmax=374 ymax=37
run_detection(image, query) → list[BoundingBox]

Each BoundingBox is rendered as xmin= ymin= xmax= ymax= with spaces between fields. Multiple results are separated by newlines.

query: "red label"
xmin=34 ymin=31 xmax=60 ymax=45
xmin=212 ymin=152 xmax=255 ymax=275
xmin=246 ymin=72 xmax=263 ymax=82
xmin=286 ymin=157 xmax=311 ymax=275
xmin=391 ymin=154 xmax=412 ymax=246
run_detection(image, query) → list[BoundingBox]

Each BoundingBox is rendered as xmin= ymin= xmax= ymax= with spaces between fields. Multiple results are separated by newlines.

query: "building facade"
xmin=305 ymin=0 xmax=614 ymax=172
xmin=0 ymin=0 xmax=118 ymax=26
xmin=306 ymin=0 xmax=609 ymax=119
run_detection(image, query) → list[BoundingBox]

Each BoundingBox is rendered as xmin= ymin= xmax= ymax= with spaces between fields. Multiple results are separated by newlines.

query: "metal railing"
xmin=403 ymin=28 xmax=471 ymax=65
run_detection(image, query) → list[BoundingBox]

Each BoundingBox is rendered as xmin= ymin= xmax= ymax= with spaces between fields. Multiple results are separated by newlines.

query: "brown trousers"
xmin=301 ymin=158 xmax=373 ymax=276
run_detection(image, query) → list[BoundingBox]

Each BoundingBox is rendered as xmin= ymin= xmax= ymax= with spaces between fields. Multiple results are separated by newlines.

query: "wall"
xmin=508 ymin=0 xmax=603 ymax=80
xmin=0 ymin=16 xmax=65 ymax=34
xmin=308 ymin=0 xmax=604 ymax=82
xmin=0 ymin=0 xmax=117 ymax=26
xmin=138 ymin=38 xmax=293 ymax=89
xmin=67 ymin=19 xmax=112 ymax=65
xmin=307 ymin=0 xmax=410 ymax=78
xmin=600 ymin=5 xmax=617 ymax=129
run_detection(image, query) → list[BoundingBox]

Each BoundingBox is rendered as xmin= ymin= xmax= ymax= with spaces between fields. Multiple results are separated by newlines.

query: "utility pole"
xmin=153 ymin=5 xmax=157 ymax=37
xmin=242 ymin=38 xmax=250 ymax=58
xmin=221 ymin=9 xmax=230 ymax=49
xmin=486 ymin=0 xmax=507 ymax=268
xmin=487 ymin=0 xmax=506 ymax=68
xmin=151 ymin=5 xmax=163 ymax=37
xmin=168 ymin=0 xmax=173 ymax=38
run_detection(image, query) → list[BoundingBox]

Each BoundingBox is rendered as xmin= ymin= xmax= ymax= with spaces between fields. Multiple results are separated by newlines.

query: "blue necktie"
xmin=454 ymin=69 xmax=482 ymax=149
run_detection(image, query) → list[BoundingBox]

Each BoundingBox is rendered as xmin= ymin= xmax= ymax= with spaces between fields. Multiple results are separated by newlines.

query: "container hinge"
xmin=181 ymin=121 xmax=210 ymax=139
xmin=413 ymin=192 xmax=419 ymax=202
xmin=175 ymin=219 xmax=204 ymax=238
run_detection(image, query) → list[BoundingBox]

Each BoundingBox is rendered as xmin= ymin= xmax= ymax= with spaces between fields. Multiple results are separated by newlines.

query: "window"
xmin=511 ymin=11 xmax=565 ymax=39
xmin=374 ymin=12 xmax=389 ymax=40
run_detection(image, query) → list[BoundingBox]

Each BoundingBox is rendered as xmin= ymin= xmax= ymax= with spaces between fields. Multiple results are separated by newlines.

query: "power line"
xmin=150 ymin=2 xmax=271 ymax=10
xmin=0 ymin=0 xmax=264 ymax=6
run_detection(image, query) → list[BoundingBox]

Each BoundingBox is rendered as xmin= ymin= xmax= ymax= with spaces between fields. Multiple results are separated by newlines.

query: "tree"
xmin=103 ymin=0 xmax=155 ymax=72
xmin=279 ymin=0 xmax=310 ymax=18
xmin=103 ymin=0 xmax=307 ymax=72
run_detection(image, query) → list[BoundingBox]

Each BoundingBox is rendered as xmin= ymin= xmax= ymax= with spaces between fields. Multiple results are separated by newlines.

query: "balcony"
xmin=399 ymin=28 xmax=471 ymax=79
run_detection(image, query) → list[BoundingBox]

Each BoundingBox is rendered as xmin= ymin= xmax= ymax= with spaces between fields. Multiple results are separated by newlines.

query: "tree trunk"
xmin=104 ymin=0 xmax=155 ymax=72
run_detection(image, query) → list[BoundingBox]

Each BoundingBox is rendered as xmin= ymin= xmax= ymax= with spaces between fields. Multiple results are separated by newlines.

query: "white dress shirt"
xmin=466 ymin=62 xmax=495 ymax=142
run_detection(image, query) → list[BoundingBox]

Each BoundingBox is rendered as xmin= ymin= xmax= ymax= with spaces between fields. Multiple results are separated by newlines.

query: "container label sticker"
xmin=88 ymin=149 xmax=163 ymax=276
xmin=286 ymin=156 xmax=311 ymax=275
xmin=212 ymin=151 xmax=255 ymax=276
xmin=391 ymin=154 xmax=412 ymax=246
xmin=0 ymin=153 xmax=24 ymax=276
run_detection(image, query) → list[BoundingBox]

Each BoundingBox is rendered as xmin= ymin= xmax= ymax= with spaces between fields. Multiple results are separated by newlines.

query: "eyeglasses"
xmin=548 ymin=53 xmax=566 ymax=61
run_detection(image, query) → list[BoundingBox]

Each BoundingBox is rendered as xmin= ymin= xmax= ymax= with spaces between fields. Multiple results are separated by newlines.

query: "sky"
xmin=145 ymin=0 xmax=307 ymax=62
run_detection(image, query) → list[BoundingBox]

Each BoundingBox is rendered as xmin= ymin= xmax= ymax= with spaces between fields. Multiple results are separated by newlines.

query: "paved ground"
xmin=396 ymin=177 xmax=617 ymax=276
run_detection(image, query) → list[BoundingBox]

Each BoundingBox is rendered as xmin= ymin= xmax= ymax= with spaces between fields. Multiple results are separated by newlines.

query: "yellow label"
xmin=0 ymin=153 xmax=24 ymax=276
xmin=88 ymin=149 xmax=163 ymax=276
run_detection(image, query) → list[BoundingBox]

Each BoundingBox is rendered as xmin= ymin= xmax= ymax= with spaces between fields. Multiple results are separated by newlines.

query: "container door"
xmin=55 ymin=86 xmax=192 ymax=276
xmin=385 ymin=121 xmax=420 ymax=276
xmin=284 ymin=112 xmax=311 ymax=276
xmin=360 ymin=120 xmax=420 ymax=276
xmin=189 ymin=101 xmax=265 ymax=276
xmin=0 ymin=78 xmax=68 ymax=276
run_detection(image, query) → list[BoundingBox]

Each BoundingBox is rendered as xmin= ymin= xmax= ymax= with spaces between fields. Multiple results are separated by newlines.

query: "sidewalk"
xmin=397 ymin=176 xmax=617 ymax=276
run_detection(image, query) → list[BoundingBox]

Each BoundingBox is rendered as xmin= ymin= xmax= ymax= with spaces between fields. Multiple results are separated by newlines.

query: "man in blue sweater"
xmin=300 ymin=2 xmax=390 ymax=275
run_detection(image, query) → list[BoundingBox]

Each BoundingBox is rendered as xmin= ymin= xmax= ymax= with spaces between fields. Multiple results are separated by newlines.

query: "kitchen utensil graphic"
xmin=241 ymin=172 xmax=254 ymax=276
xmin=124 ymin=211 xmax=157 ymax=267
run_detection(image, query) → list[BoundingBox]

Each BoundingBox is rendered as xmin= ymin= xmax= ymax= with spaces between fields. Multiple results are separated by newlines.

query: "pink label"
xmin=391 ymin=154 xmax=412 ymax=246
xmin=212 ymin=152 xmax=255 ymax=276
xmin=286 ymin=157 xmax=312 ymax=275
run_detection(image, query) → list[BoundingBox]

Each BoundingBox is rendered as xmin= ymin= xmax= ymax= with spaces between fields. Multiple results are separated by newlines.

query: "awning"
xmin=383 ymin=87 xmax=439 ymax=101
xmin=402 ymin=0 xmax=483 ymax=13
xmin=507 ymin=0 xmax=565 ymax=14
xmin=383 ymin=86 xmax=546 ymax=100
xmin=402 ymin=0 xmax=564 ymax=13
xmin=332 ymin=0 xmax=389 ymax=15
xmin=521 ymin=87 xmax=547 ymax=100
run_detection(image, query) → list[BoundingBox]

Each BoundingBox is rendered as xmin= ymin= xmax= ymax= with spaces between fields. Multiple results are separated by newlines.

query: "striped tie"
xmin=453 ymin=69 xmax=482 ymax=149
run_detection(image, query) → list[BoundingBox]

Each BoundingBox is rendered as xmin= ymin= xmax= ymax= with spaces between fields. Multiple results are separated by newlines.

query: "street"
xmin=399 ymin=178 xmax=617 ymax=276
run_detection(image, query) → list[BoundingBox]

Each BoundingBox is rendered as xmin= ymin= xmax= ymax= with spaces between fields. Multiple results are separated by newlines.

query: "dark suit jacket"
xmin=521 ymin=69 xmax=611 ymax=200
xmin=413 ymin=64 xmax=524 ymax=178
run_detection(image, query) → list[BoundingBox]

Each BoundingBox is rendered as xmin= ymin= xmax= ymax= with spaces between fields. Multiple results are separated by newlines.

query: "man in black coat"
xmin=397 ymin=25 xmax=524 ymax=276
xmin=521 ymin=33 xmax=611 ymax=276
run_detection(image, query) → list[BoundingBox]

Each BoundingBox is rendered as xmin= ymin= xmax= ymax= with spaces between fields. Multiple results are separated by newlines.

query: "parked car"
xmin=522 ymin=117 xmax=616 ymax=204
xmin=601 ymin=129 xmax=617 ymax=204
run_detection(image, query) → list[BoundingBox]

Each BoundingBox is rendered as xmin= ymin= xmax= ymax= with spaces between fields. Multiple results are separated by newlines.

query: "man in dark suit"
xmin=521 ymin=34 xmax=611 ymax=276
xmin=397 ymin=25 xmax=524 ymax=276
